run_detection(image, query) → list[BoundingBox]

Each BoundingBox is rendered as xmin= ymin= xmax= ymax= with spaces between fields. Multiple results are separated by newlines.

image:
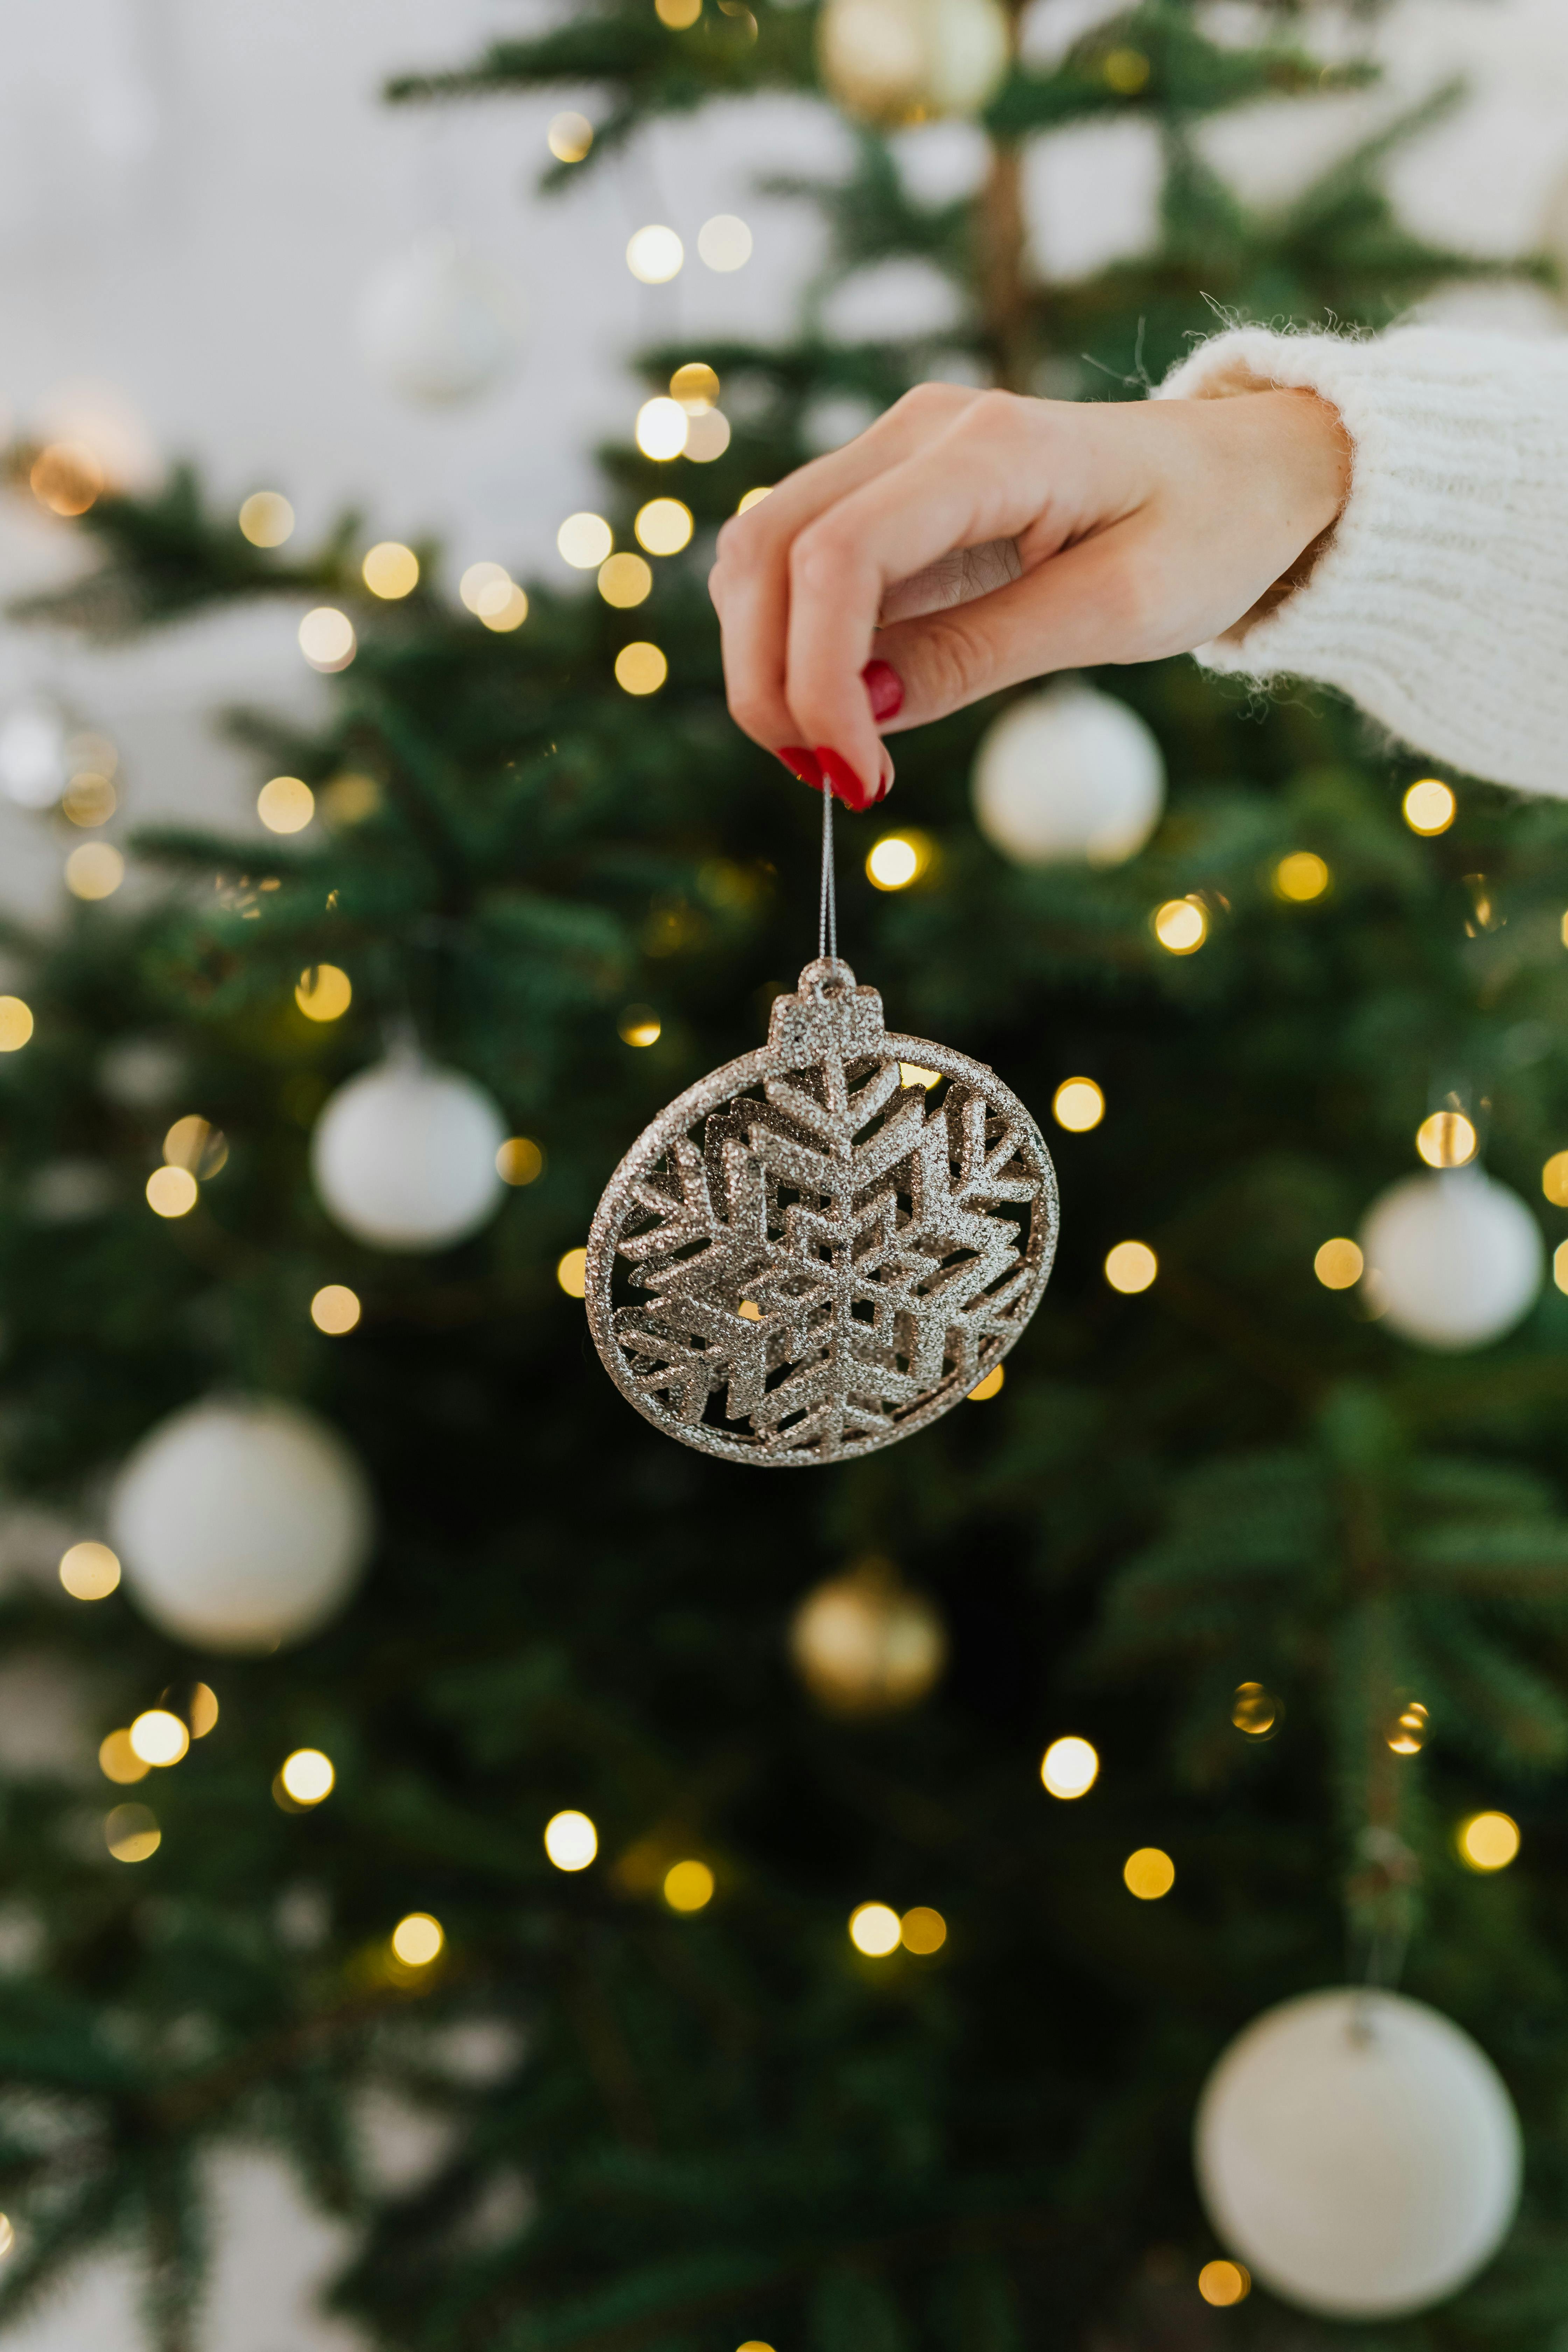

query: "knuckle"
xmin=891 ymin=380 xmax=970 ymax=428
xmin=908 ymin=610 xmax=989 ymax=710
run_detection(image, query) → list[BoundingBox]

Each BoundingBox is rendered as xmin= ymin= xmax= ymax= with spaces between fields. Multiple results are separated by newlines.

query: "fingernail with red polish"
xmin=815 ymin=747 xmax=870 ymax=811
xmin=863 ymin=660 xmax=904 ymax=723
xmin=778 ymin=747 xmax=824 ymax=792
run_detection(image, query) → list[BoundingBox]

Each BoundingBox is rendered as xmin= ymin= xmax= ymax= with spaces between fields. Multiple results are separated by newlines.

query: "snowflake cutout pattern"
xmin=585 ymin=959 xmax=1058 ymax=1466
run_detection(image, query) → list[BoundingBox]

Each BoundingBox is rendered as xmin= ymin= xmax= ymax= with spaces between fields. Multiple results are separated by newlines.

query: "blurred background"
xmin=2 ymin=1 xmax=1568 ymax=2344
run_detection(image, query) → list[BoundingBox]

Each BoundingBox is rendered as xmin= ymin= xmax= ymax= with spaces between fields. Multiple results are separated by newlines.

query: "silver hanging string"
xmin=818 ymin=784 xmax=838 ymax=964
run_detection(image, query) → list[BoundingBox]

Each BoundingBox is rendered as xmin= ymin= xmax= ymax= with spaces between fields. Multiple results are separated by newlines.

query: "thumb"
xmin=870 ymin=523 xmax=1149 ymax=730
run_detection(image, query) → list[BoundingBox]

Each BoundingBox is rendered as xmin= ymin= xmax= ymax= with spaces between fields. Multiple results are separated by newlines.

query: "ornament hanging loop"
xmin=818 ymin=784 xmax=839 ymax=965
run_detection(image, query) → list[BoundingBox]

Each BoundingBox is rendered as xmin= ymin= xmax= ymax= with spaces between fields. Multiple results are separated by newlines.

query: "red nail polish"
xmin=815 ymin=747 xmax=870 ymax=811
xmin=778 ymin=747 xmax=824 ymax=792
xmin=863 ymin=660 xmax=903 ymax=723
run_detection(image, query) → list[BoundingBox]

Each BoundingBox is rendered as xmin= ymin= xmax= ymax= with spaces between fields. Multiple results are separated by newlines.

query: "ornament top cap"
xmin=768 ymin=958 xmax=886 ymax=1070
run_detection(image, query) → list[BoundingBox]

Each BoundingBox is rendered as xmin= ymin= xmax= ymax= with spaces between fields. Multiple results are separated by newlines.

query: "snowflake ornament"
xmin=585 ymin=956 xmax=1058 ymax=1466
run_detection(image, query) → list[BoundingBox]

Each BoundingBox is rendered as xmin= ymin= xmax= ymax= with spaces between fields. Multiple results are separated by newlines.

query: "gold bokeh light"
xmin=105 ymin=1803 xmax=160 ymax=1863
xmin=61 ymin=1541 xmax=120 ymax=1601
xmin=99 ymin=1730 xmax=148 ymax=1785
xmin=663 ymin=1860 xmax=715 ymax=1912
xmin=670 ymin=362 xmax=720 ymax=412
xmin=848 ymin=1902 xmax=901 ymax=1956
xmin=1458 ymin=1810 xmax=1520 ymax=1872
xmin=737 ymin=486 xmax=773 ymax=514
xmin=1123 ymin=1847 xmax=1175 ymax=1900
xmin=295 ymin=965 xmax=352 ymax=1022
xmin=311 ymin=1284 xmax=361 ymax=1335
xmin=626 ymin=225 xmax=684 ymax=284
xmin=258 ymin=775 xmax=315 ymax=834
xmin=635 ymin=498 xmax=694 ymax=556
xmin=967 ymin=1364 xmax=1004 ymax=1401
xmin=0 ymin=998 xmax=34 ymax=1052
xmin=900 ymin=1906 xmax=946 ymax=1954
xmin=1404 ymin=778 xmax=1456 ymax=834
xmin=280 ymin=1748 xmax=335 ymax=1805
xmin=618 ymin=1005 xmax=661 ymax=1047
xmin=1041 ymin=1736 xmax=1099 ymax=1799
xmin=1153 ymin=898 xmax=1206 ymax=955
xmin=615 ymin=642 xmax=668 ymax=696
xmin=1232 ymin=1683 xmax=1277 ymax=1736
xmin=391 ymin=1912 xmax=444 ymax=1967
xmin=1416 ymin=1110 xmax=1477 ymax=1169
xmin=544 ymin=1809 xmax=597 ymax=1870
xmin=1104 ymin=1241 xmax=1157 ymax=1294
xmin=130 ymin=1709 xmax=189 ymax=1767
xmin=866 ymin=833 xmax=932 ymax=891
xmin=1314 ymin=1237 xmax=1363 ymax=1290
xmin=656 ymin=0 xmax=701 ymax=23
xmin=556 ymin=1247 xmax=588 ymax=1299
xmin=65 ymin=842 xmax=125 ymax=900
xmin=636 ymin=397 xmax=689 ymax=460
xmin=31 ymin=442 xmax=103 ymax=516
xmin=298 ymin=608 xmax=356 ymax=672
xmin=146 ymin=1166 xmax=198 ymax=1219
xmin=1273 ymin=851 xmax=1330 ymax=902
xmin=1387 ymin=1700 xmax=1429 ymax=1756
xmin=1198 ymin=2261 xmax=1250 ymax=2307
xmin=1052 ymin=1077 xmax=1104 ymax=1132
xmin=547 ymin=110 xmax=594 ymax=162
xmin=557 ymin=514 xmax=613 ymax=569
xmin=497 ymin=1136 xmax=545 ymax=1185
xmin=598 ymin=553 xmax=653 ymax=609
xmin=238 ymin=490 xmax=295 ymax=547
xmin=362 ymin=541 xmax=419 ymax=599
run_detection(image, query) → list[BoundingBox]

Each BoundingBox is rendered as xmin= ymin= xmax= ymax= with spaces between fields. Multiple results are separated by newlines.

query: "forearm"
xmin=1157 ymin=326 xmax=1568 ymax=798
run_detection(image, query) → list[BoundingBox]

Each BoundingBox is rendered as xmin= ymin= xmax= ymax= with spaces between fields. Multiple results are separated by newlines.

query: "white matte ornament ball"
xmin=1361 ymin=1169 xmax=1543 ymax=1350
xmin=971 ymin=682 xmax=1165 ymax=868
xmin=1196 ymin=1987 xmax=1521 ymax=2318
xmin=110 ymin=1398 xmax=374 ymax=1653
xmin=355 ymin=234 xmax=524 ymax=407
xmin=818 ymin=0 xmax=1010 ymax=124
xmin=312 ymin=1052 xmax=507 ymax=1251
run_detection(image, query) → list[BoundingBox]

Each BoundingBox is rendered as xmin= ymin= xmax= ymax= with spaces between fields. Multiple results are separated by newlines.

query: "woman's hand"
xmin=707 ymin=381 xmax=1350 ymax=809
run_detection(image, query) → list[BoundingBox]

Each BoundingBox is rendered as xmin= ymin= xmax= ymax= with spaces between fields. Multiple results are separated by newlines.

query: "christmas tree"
xmin=1 ymin=3 xmax=1565 ymax=2346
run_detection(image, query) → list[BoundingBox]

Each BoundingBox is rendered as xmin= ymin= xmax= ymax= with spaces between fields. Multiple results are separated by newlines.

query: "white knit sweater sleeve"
xmin=1155 ymin=325 xmax=1568 ymax=797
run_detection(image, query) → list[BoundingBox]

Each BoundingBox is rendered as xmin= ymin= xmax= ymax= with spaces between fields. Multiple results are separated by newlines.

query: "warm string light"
xmin=295 ymin=965 xmax=352 ymax=1022
xmin=626 ymin=225 xmax=684 ymax=284
xmin=556 ymin=1248 xmax=588 ymax=1299
xmin=105 ymin=1803 xmax=160 ymax=1863
xmin=635 ymin=498 xmax=693 ymax=556
xmin=310 ymin=1284 xmax=361 ymax=1335
xmin=848 ymin=1903 xmax=948 ymax=1956
xmin=1052 ymin=1077 xmax=1104 ymax=1132
xmin=1041 ymin=1736 xmax=1099 ymax=1798
xmin=663 ymin=1860 xmax=715 ymax=1912
xmin=698 ymin=215 xmax=752 ymax=271
xmin=967 ymin=1364 xmax=1004 ymax=1401
xmin=1273 ymin=851 xmax=1329 ymax=902
xmin=1153 ymin=897 xmax=1206 ymax=955
xmin=1314 ymin=1237 xmax=1363 ymax=1290
xmin=1198 ymin=2261 xmax=1250 ymax=2307
xmin=1104 ymin=1241 xmax=1157 ymax=1294
xmin=60 ymin=1541 xmax=120 ymax=1600
xmin=598 ymin=553 xmax=653 ymax=609
xmin=1416 ymin=1110 xmax=1476 ymax=1169
xmin=62 ymin=770 xmax=116 ymax=827
xmin=615 ymin=643 xmax=668 ymax=696
xmin=618 ymin=1006 xmax=661 ymax=1047
xmin=278 ymin=1748 xmax=334 ymax=1806
xmin=899 ymin=1063 xmax=940 ymax=1090
xmin=362 ymin=542 xmax=419 ymax=599
xmin=497 ymin=1137 xmax=545 ymax=1185
xmin=547 ymin=110 xmax=594 ymax=162
xmin=65 ymin=842 xmax=124 ymax=900
xmin=557 ymin=514 xmax=613 ymax=569
xmin=737 ymin=486 xmax=773 ymax=514
xmin=866 ymin=833 xmax=932 ymax=890
xmin=391 ymin=1913 xmax=444 ymax=1967
xmin=1232 ymin=1683 xmax=1279 ymax=1736
xmin=31 ymin=443 xmax=103 ymax=516
xmin=1403 ymin=777 xmax=1455 ymax=834
xmin=1387 ymin=1701 xmax=1428 ymax=1756
xmin=544 ymin=1810 xmax=597 ymax=1869
xmin=130 ymin=1709 xmax=189 ymax=1767
xmin=146 ymin=1165 xmax=198 ymax=1219
xmin=298 ymin=608 xmax=356 ymax=672
xmin=258 ymin=775 xmax=314 ymax=833
xmin=636 ymin=397 xmax=689 ymax=460
xmin=0 ymin=998 xmax=34 ymax=1052
xmin=1123 ymin=1847 xmax=1175 ymax=1900
xmin=1458 ymin=1811 xmax=1519 ymax=1871
xmin=164 ymin=1116 xmax=226 ymax=1177
xmin=238 ymin=491 xmax=294 ymax=547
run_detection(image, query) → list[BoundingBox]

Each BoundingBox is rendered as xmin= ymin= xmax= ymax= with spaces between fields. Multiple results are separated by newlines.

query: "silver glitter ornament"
xmin=585 ymin=930 xmax=1058 ymax=1465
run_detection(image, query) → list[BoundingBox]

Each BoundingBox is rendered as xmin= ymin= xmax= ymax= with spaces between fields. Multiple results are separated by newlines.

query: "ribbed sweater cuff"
xmin=1156 ymin=326 xmax=1568 ymax=798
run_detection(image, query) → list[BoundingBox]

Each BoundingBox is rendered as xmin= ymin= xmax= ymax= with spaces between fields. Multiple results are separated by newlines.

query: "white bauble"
xmin=110 ymin=1398 xmax=374 ymax=1653
xmin=0 ymin=697 xmax=68 ymax=810
xmin=355 ymin=234 xmax=524 ymax=407
xmin=1196 ymin=1988 xmax=1521 ymax=2319
xmin=971 ymin=682 xmax=1165 ymax=868
xmin=312 ymin=1052 xmax=507 ymax=1251
xmin=818 ymin=0 xmax=1010 ymax=125
xmin=1361 ymin=1169 xmax=1543 ymax=1350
